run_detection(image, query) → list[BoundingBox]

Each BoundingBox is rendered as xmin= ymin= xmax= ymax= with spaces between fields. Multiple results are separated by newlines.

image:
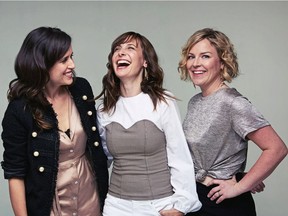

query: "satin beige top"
xmin=50 ymin=98 xmax=101 ymax=216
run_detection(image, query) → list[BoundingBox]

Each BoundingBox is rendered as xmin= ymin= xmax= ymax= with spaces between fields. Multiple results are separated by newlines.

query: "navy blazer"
xmin=1 ymin=77 xmax=108 ymax=216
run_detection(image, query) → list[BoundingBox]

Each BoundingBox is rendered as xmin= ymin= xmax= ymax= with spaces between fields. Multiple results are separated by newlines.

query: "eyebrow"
xmin=60 ymin=53 xmax=71 ymax=61
xmin=126 ymin=43 xmax=137 ymax=47
xmin=188 ymin=51 xmax=212 ymax=55
xmin=116 ymin=42 xmax=137 ymax=48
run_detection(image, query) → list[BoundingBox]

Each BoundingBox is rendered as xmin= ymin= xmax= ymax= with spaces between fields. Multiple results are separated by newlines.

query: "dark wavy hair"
xmin=96 ymin=31 xmax=172 ymax=113
xmin=8 ymin=26 xmax=74 ymax=129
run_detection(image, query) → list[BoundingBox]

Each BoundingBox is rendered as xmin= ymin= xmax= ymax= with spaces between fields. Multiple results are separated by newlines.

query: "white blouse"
xmin=97 ymin=92 xmax=201 ymax=214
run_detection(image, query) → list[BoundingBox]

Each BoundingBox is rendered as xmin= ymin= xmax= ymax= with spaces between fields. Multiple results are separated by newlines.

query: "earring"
xmin=144 ymin=67 xmax=148 ymax=80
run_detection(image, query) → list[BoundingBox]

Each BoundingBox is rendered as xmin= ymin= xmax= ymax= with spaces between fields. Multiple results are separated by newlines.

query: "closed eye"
xmin=128 ymin=46 xmax=135 ymax=50
xmin=114 ymin=46 xmax=120 ymax=52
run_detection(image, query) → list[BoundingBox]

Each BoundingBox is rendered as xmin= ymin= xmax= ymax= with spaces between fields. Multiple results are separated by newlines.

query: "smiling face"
xmin=112 ymin=39 xmax=147 ymax=83
xmin=186 ymin=39 xmax=224 ymax=95
xmin=46 ymin=46 xmax=75 ymax=90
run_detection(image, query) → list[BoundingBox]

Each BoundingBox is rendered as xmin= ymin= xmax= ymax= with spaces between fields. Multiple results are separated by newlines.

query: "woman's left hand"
xmin=160 ymin=208 xmax=184 ymax=216
xmin=250 ymin=181 xmax=265 ymax=194
xmin=206 ymin=176 xmax=243 ymax=204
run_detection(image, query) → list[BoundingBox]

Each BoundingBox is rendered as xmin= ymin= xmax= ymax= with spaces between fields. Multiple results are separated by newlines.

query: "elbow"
xmin=280 ymin=145 xmax=288 ymax=160
xmin=275 ymin=143 xmax=288 ymax=162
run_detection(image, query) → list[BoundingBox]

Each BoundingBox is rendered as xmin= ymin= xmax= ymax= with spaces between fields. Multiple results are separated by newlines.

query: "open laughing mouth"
xmin=117 ymin=60 xmax=131 ymax=68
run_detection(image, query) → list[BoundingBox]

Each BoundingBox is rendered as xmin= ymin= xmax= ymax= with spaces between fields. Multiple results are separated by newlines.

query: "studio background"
xmin=0 ymin=1 xmax=287 ymax=215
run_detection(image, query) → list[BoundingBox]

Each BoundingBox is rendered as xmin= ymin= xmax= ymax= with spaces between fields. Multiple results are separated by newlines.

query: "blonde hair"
xmin=178 ymin=28 xmax=239 ymax=83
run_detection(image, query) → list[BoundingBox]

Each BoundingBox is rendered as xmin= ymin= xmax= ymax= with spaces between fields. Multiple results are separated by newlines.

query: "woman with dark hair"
xmin=1 ymin=26 xmax=108 ymax=216
xmin=96 ymin=31 xmax=201 ymax=216
xmin=178 ymin=28 xmax=287 ymax=216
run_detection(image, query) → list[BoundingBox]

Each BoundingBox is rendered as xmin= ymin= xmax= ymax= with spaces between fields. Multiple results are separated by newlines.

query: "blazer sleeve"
xmin=1 ymin=100 xmax=30 ymax=179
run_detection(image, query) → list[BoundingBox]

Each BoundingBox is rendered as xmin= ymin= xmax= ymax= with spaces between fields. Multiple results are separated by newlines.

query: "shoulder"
xmin=212 ymin=88 xmax=247 ymax=107
xmin=223 ymin=88 xmax=243 ymax=98
xmin=158 ymin=91 xmax=180 ymax=112
xmin=227 ymin=88 xmax=252 ymax=109
xmin=69 ymin=77 xmax=94 ymax=97
xmin=75 ymin=76 xmax=89 ymax=83
xmin=163 ymin=90 xmax=174 ymax=97
xmin=2 ymin=98 xmax=32 ymax=126
xmin=72 ymin=77 xmax=91 ymax=88
xmin=207 ymin=88 xmax=252 ymax=112
xmin=159 ymin=90 xmax=175 ymax=106
xmin=96 ymin=102 xmax=106 ymax=117
xmin=187 ymin=92 xmax=201 ymax=106
xmin=5 ymin=98 xmax=28 ymax=114
xmin=225 ymin=89 xmax=265 ymax=120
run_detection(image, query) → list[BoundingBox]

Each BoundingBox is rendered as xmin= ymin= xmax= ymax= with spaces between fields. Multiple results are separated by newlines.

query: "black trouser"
xmin=186 ymin=174 xmax=256 ymax=216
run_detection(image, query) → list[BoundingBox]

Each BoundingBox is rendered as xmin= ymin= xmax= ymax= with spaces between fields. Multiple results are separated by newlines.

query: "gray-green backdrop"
xmin=0 ymin=1 xmax=287 ymax=215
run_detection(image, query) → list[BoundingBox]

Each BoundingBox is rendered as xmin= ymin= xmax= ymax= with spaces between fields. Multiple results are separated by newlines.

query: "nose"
xmin=68 ymin=57 xmax=75 ymax=69
xmin=192 ymin=57 xmax=201 ymax=67
xmin=118 ymin=48 xmax=126 ymax=56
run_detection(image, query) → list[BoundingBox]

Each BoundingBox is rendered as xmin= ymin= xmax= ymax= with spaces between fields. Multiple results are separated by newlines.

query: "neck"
xmin=120 ymin=80 xmax=142 ymax=97
xmin=44 ymin=86 xmax=68 ymax=102
xmin=201 ymin=81 xmax=227 ymax=97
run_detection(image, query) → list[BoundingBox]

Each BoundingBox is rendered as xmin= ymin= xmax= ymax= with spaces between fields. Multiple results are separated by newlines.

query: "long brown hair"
xmin=96 ymin=31 xmax=173 ymax=113
xmin=8 ymin=26 xmax=74 ymax=129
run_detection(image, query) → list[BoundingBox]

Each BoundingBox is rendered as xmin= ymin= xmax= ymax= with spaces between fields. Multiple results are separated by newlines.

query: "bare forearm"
xmin=9 ymin=178 xmax=28 ymax=216
xmin=207 ymin=126 xmax=287 ymax=204
xmin=238 ymin=126 xmax=287 ymax=193
xmin=239 ymin=149 xmax=286 ymax=192
xmin=207 ymin=142 xmax=287 ymax=203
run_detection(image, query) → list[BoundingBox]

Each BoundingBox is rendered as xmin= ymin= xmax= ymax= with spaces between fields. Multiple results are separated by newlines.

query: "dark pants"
xmin=186 ymin=174 xmax=256 ymax=216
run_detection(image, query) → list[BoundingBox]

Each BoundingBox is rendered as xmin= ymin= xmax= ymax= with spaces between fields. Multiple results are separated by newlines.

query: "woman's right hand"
xmin=160 ymin=208 xmax=184 ymax=216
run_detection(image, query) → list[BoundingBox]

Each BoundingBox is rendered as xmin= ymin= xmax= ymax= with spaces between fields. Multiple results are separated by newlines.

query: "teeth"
xmin=193 ymin=71 xmax=204 ymax=74
xmin=64 ymin=71 xmax=73 ymax=77
xmin=117 ymin=60 xmax=130 ymax=66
